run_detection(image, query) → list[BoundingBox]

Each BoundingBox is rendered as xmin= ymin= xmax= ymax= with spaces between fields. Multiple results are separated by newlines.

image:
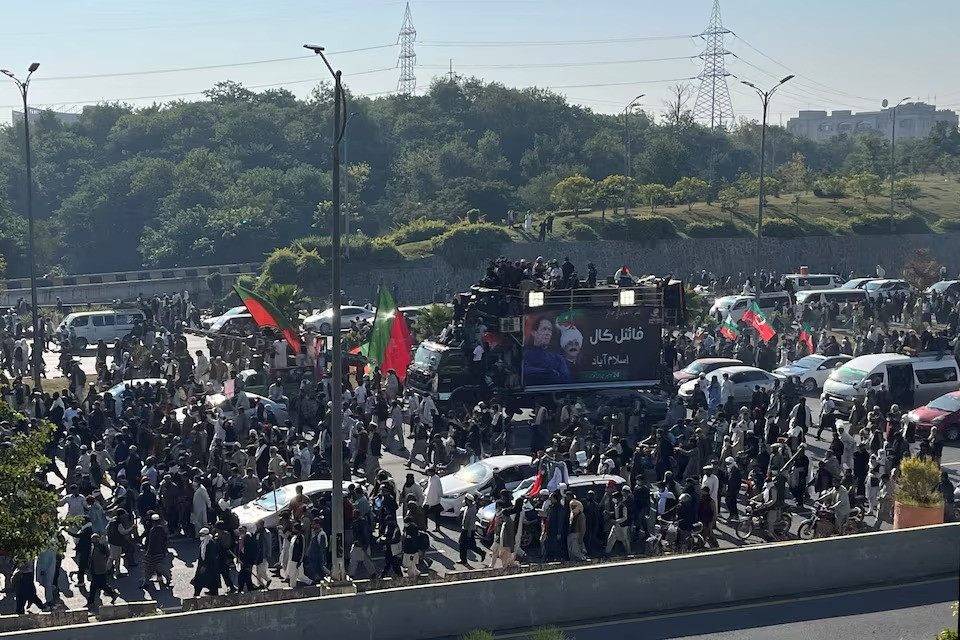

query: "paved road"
xmin=4 ymin=337 xmax=956 ymax=613
xmin=493 ymin=576 xmax=959 ymax=640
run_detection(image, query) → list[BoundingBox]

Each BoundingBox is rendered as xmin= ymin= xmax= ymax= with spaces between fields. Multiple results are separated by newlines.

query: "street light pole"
xmin=343 ymin=112 xmax=358 ymax=259
xmin=741 ymin=75 xmax=794 ymax=289
xmin=304 ymin=44 xmax=351 ymax=588
xmin=885 ymin=96 xmax=910 ymax=229
xmin=622 ymin=95 xmax=644 ymax=216
xmin=2 ymin=62 xmax=42 ymax=392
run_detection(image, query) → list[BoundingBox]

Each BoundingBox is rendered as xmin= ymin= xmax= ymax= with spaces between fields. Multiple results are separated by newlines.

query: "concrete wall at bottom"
xmin=4 ymin=523 xmax=957 ymax=640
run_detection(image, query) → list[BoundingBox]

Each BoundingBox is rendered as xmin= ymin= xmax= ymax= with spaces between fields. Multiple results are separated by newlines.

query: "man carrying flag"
xmin=719 ymin=315 xmax=740 ymax=341
xmin=798 ymin=323 xmax=815 ymax=355
xmin=368 ymin=286 xmax=414 ymax=382
xmin=742 ymin=301 xmax=776 ymax=343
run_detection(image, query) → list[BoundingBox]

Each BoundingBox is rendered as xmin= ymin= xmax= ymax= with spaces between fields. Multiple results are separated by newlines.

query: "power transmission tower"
xmin=397 ymin=2 xmax=417 ymax=95
xmin=693 ymin=0 xmax=735 ymax=128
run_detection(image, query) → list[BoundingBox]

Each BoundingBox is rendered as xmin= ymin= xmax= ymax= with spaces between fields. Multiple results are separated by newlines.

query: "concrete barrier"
xmin=94 ymin=600 xmax=160 ymax=622
xmin=3 ymin=523 xmax=957 ymax=640
xmin=0 ymin=611 xmax=88 ymax=633
xmin=181 ymin=587 xmax=322 ymax=612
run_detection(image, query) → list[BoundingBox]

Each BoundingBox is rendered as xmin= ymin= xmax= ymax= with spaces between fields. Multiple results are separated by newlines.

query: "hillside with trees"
xmin=0 ymin=77 xmax=959 ymax=277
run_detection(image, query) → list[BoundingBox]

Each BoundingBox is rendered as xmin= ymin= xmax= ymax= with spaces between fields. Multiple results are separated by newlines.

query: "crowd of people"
xmin=0 ymin=261 xmax=958 ymax=617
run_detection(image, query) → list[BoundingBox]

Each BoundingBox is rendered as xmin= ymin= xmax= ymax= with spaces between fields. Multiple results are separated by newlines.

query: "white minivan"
xmin=823 ymin=353 xmax=960 ymax=411
xmin=781 ymin=273 xmax=845 ymax=291
xmin=714 ymin=292 xmax=792 ymax=322
xmin=57 ymin=309 xmax=146 ymax=349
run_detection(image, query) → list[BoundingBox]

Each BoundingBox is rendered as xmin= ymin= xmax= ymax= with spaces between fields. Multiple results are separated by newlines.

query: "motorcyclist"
xmin=749 ymin=473 xmax=781 ymax=535
xmin=824 ymin=477 xmax=851 ymax=534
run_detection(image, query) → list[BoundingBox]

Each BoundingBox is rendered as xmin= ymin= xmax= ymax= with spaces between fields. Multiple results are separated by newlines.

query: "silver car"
xmin=303 ymin=306 xmax=374 ymax=334
xmin=678 ymin=365 xmax=784 ymax=405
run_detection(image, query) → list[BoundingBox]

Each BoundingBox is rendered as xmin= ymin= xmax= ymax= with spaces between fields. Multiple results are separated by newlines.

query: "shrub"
xmin=935 ymin=218 xmax=960 ymax=232
xmin=812 ymin=176 xmax=847 ymax=199
xmin=813 ymin=216 xmax=849 ymax=235
xmin=560 ymin=221 xmax=599 ymax=241
xmin=894 ymin=457 xmax=943 ymax=508
xmin=596 ymin=215 xmax=677 ymax=243
xmin=388 ymin=218 xmax=451 ymax=245
xmin=685 ymin=219 xmax=750 ymax=238
xmin=849 ymin=212 xmax=931 ymax=235
xmin=296 ymin=249 xmax=327 ymax=286
xmin=262 ymin=247 xmax=300 ymax=285
xmin=761 ymin=218 xmax=804 ymax=238
xmin=370 ymin=237 xmax=404 ymax=262
xmin=205 ymin=272 xmax=223 ymax=297
xmin=431 ymin=223 xmax=512 ymax=263
xmin=466 ymin=208 xmax=481 ymax=224
xmin=296 ymin=233 xmax=402 ymax=262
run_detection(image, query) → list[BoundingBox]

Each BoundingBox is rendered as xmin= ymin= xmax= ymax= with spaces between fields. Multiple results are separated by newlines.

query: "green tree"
xmin=846 ymin=172 xmax=883 ymax=203
xmin=550 ymin=175 xmax=595 ymax=218
xmin=895 ymin=180 xmax=922 ymax=205
xmin=0 ymin=404 xmax=61 ymax=561
xmin=779 ymin=152 xmax=810 ymax=193
xmin=259 ymin=283 xmax=310 ymax=321
xmin=763 ymin=177 xmax=782 ymax=199
xmin=718 ymin=187 xmax=740 ymax=212
xmin=670 ymin=176 xmax=709 ymax=211
xmin=637 ymin=183 xmax=668 ymax=212
xmin=413 ymin=303 xmax=454 ymax=340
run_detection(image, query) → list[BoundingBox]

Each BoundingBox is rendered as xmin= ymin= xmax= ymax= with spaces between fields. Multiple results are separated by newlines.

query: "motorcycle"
xmin=734 ymin=504 xmax=792 ymax=540
xmin=798 ymin=498 xmax=865 ymax=540
xmin=647 ymin=518 xmax=706 ymax=556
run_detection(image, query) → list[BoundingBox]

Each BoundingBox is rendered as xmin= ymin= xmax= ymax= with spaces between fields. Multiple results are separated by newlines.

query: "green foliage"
xmin=559 ymin=220 xmax=599 ymax=241
xmin=431 ymin=223 xmax=512 ymax=263
xmin=636 ymin=183 xmax=669 ymax=212
xmin=296 ymin=233 xmax=403 ymax=263
xmin=550 ymin=175 xmax=595 ymax=216
xmin=526 ymin=627 xmax=570 ymax=640
xmin=596 ymin=215 xmax=677 ymax=243
xmin=849 ymin=212 xmax=931 ymax=235
xmin=467 ymin=208 xmax=482 ymax=224
xmin=671 ymin=176 xmax=710 ymax=211
xmin=262 ymin=247 xmax=300 ymax=285
xmin=846 ymin=172 xmax=884 ymax=203
xmin=388 ymin=218 xmax=452 ymax=245
xmin=685 ymin=219 xmax=750 ymax=238
xmin=718 ymin=187 xmax=741 ymax=212
xmin=295 ymin=249 xmax=326 ymax=287
xmin=812 ymin=216 xmax=849 ymax=235
xmin=778 ymin=152 xmax=810 ymax=192
xmin=895 ymin=179 xmax=922 ymax=205
xmin=736 ymin=172 xmax=759 ymax=197
xmin=894 ymin=457 xmax=943 ymax=507
xmin=0 ymin=402 xmax=62 ymax=561
xmin=460 ymin=632 xmax=495 ymax=640
xmin=902 ymin=248 xmax=942 ymax=290
xmin=414 ymin=304 xmax=454 ymax=340
xmin=259 ymin=283 xmax=309 ymax=321
xmin=763 ymin=176 xmax=782 ymax=198
xmin=935 ymin=218 xmax=960 ymax=231
xmin=813 ymin=176 xmax=848 ymax=200
xmin=205 ymin=272 xmax=223 ymax=297
xmin=761 ymin=218 xmax=804 ymax=238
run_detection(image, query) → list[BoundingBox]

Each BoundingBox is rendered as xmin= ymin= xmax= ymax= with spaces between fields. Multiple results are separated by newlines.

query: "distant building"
xmin=787 ymin=102 xmax=958 ymax=142
xmin=10 ymin=105 xmax=82 ymax=125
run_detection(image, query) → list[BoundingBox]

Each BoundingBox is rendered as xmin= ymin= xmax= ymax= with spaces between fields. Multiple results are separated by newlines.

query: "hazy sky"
xmin=2 ymin=0 xmax=958 ymax=123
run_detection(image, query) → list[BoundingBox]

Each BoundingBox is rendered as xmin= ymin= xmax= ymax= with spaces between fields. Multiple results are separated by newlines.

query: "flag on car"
xmin=368 ymin=286 xmax=414 ymax=381
xmin=233 ymin=284 xmax=302 ymax=353
xmin=719 ymin=315 xmax=740 ymax=340
xmin=742 ymin=301 xmax=776 ymax=342
xmin=799 ymin=323 xmax=814 ymax=353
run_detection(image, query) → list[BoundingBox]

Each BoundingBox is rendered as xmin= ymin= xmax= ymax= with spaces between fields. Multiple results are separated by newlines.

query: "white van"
xmin=795 ymin=288 xmax=868 ymax=324
xmin=720 ymin=292 xmax=792 ymax=322
xmin=823 ymin=353 xmax=960 ymax=411
xmin=57 ymin=309 xmax=146 ymax=349
xmin=781 ymin=273 xmax=844 ymax=291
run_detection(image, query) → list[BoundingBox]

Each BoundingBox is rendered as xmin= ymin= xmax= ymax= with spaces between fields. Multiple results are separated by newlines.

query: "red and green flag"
xmin=233 ymin=284 xmax=302 ymax=353
xmin=799 ymin=323 xmax=814 ymax=353
xmin=368 ymin=286 xmax=414 ymax=381
xmin=719 ymin=315 xmax=740 ymax=340
xmin=742 ymin=300 xmax=776 ymax=343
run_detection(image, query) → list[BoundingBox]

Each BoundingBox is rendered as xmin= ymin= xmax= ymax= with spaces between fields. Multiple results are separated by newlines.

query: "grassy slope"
xmin=396 ymin=175 xmax=960 ymax=257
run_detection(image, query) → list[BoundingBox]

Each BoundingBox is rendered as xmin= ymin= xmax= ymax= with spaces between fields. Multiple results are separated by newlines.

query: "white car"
xmin=864 ymin=279 xmax=913 ymax=301
xmin=677 ymin=365 xmax=784 ymax=405
xmin=708 ymin=296 xmax=739 ymax=318
xmin=202 ymin=305 xmax=247 ymax=330
xmin=433 ymin=455 xmax=535 ymax=518
xmin=173 ymin=392 xmax=288 ymax=425
xmin=303 ymin=306 xmax=375 ymax=334
xmin=841 ymin=278 xmax=877 ymax=290
xmin=231 ymin=481 xmax=335 ymax=530
xmin=774 ymin=354 xmax=852 ymax=392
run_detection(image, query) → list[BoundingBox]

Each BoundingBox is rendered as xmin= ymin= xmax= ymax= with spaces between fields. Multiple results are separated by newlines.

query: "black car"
xmin=579 ymin=388 xmax=671 ymax=426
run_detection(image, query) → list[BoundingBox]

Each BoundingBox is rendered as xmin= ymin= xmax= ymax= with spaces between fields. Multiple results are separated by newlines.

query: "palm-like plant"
xmin=259 ymin=283 xmax=310 ymax=323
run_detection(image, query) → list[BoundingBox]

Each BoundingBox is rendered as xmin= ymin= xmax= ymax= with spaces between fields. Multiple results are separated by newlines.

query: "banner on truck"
xmin=521 ymin=305 xmax=660 ymax=390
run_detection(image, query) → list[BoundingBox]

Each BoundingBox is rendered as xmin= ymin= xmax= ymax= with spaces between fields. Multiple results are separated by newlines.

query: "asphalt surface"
xmin=492 ymin=576 xmax=959 ymax=640
xmin=1 ymin=335 xmax=956 ymax=615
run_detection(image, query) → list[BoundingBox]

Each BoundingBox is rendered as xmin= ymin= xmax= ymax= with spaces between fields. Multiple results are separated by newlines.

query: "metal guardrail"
xmin=3 ymin=263 xmax=261 ymax=291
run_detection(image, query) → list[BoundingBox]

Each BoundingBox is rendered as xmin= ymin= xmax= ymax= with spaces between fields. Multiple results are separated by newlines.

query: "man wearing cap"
xmin=457 ymin=494 xmax=485 ymax=565
xmin=141 ymin=513 xmax=171 ymax=589
xmin=604 ymin=491 xmax=631 ymax=555
xmin=724 ymin=457 xmax=742 ymax=521
xmin=191 ymin=527 xmax=222 ymax=596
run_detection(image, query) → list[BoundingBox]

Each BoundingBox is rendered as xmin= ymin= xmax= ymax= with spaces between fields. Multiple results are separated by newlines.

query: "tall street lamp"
xmin=622 ymin=94 xmax=644 ymax=215
xmin=343 ymin=111 xmax=359 ymax=258
xmin=884 ymin=96 xmax=910 ymax=228
xmin=2 ymin=62 xmax=42 ymax=392
xmin=741 ymin=75 xmax=794 ymax=288
xmin=304 ymin=44 xmax=352 ymax=589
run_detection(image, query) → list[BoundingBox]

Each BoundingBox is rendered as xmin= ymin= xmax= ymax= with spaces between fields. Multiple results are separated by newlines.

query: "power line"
xmin=545 ymin=77 xmax=696 ymax=90
xmin=418 ymin=54 xmax=697 ymax=70
xmin=729 ymin=54 xmax=877 ymax=111
xmin=418 ymin=34 xmax=698 ymax=47
xmin=33 ymin=45 xmax=396 ymax=82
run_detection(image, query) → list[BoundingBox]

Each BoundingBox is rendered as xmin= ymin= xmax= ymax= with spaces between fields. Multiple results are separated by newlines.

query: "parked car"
xmin=708 ymin=295 xmax=739 ymax=318
xmin=475 ymin=474 xmax=627 ymax=544
xmin=56 ymin=309 xmax=146 ymax=350
xmin=864 ymin=279 xmax=914 ymax=301
xmin=231 ymin=481 xmax=338 ymax=530
xmin=774 ymin=354 xmax=852 ymax=392
xmin=904 ymin=390 xmax=960 ymax=442
xmin=718 ymin=292 xmax=793 ymax=323
xmin=673 ymin=358 xmax=743 ymax=385
xmin=925 ymin=280 xmax=960 ymax=297
xmin=303 ymin=306 xmax=375 ymax=334
xmin=841 ymin=277 xmax=877 ymax=290
xmin=429 ymin=455 xmax=534 ymax=518
xmin=677 ymin=365 xmax=784 ymax=405
xmin=781 ymin=273 xmax=845 ymax=291
xmin=201 ymin=305 xmax=247 ymax=330
xmin=824 ymin=353 xmax=960 ymax=412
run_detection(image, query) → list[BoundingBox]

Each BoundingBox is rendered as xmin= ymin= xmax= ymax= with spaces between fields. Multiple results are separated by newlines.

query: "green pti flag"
xmin=742 ymin=301 xmax=776 ymax=342
xmin=367 ymin=286 xmax=414 ymax=380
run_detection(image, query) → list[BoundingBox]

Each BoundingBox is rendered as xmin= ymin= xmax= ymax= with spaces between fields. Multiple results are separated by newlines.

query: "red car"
xmin=906 ymin=390 xmax=960 ymax=442
xmin=673 ymin=357 xmax=743 ymax=385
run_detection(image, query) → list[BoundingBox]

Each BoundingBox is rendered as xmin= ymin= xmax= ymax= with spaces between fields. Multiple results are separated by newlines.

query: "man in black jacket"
xmin=724 ymin=457 xmax=742 ymax=522
xmin=236 ymin=526 xmax=258 ymax=592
